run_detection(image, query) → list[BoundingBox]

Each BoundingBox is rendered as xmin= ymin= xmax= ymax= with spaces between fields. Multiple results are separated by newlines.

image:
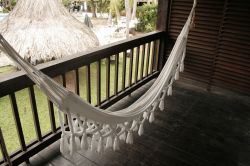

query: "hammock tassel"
xmin=126 ymin=131 xmax=133 ymax=144
xmin=143 ymin=111 xmax=149 ymax=119
xmin=132 ymin=120 xmax=138 ymax=131
xmin=81 ymin=133 xmax=88 ymax=150
xmin=75 ymin=135 xmax=81 ymax=151
xmin=149 ymin=112 xmax=155 ymax=123
xmin=138 ymin=123 xmax=144 ymax=136
xmin=180 ymin=63 xmax=184 ymax=72
xmin=60 ymin=134 xmax=69 ymax=155
xmin=167 ymin=86 xmax=173 ymax=96
xmin=175 ymin=71 xmax=179 ymax=80
xmin=106 ymin=136 xmax=113 ymax=149
xmin=152 ymin=101 xmax=158 ymax=113
xmin=73 ymin=119 xmax=80 ymax=132
xmin=113 ymin=136 xmax=120 ymax=151
xmin=90 ymin=134 xmax=97 ymax=152
xmin=97 ymin=136 xmax=103 ymax=154
xmin=159 ymin=99 xmax=164 ymax=111
xmin=69 ymin=134 xmax=77 ymax=155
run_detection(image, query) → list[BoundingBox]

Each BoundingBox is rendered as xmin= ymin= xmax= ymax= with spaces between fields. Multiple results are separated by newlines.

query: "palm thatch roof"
xmin=0 ymin=0 xmax=99 ymax=66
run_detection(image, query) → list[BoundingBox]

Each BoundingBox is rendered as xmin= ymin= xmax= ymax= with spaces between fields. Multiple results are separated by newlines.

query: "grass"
xmin=0 ymin=43 xmax=156 ymax=159
xmin=0 ymin=65 xmax=17 ymax=76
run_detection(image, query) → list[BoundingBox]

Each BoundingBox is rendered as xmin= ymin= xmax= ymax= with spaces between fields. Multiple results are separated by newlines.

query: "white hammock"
xmin=0 ymin=0 xmax=196 ymax=155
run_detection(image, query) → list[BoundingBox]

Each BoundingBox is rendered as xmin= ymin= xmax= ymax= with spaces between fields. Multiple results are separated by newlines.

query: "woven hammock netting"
xmin=0 ymin=0 xmax=196 ymax=155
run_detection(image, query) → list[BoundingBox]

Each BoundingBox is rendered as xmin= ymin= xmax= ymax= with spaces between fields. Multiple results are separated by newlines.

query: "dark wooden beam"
xmin=156 ymin=0 xmax=172 ymax=32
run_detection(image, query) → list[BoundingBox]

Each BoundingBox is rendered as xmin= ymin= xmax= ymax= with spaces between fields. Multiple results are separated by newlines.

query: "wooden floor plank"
xmin=25 ymin=80 xmax=250 ymax=166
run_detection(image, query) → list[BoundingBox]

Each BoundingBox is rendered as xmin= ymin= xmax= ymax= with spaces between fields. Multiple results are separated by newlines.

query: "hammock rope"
xmin=0 ymin=0 xmax=196 ymax=155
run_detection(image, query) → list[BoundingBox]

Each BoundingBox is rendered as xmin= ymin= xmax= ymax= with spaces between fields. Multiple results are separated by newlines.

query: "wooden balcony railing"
xmin=0 ymin=31 xmax=166 ymax=165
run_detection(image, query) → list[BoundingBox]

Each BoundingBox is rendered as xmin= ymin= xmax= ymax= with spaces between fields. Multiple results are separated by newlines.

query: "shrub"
xmin=11 ymin=0 xmax=17 ymax=7
xmin=120 ymin=9 xmax=126 ymax=16
xmin=136 ymin=4 xmax=157 ymax=32
xmin=62 ymin=0 xmax=71 ymax=7
xmin=3 ymin=8 xmax=9 ymax=13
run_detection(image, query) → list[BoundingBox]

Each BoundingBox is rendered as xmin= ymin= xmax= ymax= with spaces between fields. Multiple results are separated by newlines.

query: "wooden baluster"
xmin=61 ymin=74 xmax=68 ymax=125
xmin=9 ymin=93 xmax=26 ymax=151
xmin=114 ymin=54 xmax=119 ymax=95
xmin=28 ymin=86 xmax=42 ymax=141
xmin=106 ymin=57 xmax=111 ymax=100
xmin=75 ymin=69 xmax=80 ymax=95
xmin=140 ymin=44 xmax=146 ymax=79
xmin=122 ymin=51 xmax=127 ymax=90
xmin=129 ymin=49 xmax=134 ymax=86
xmin=145 ymin=42 xmax=151 ymax=76
xmin=135 ymin=46 xmax=140 ymax=83
xmin=86 ymin=64 xmax=91 ymax=104
xmin=47 ymin=100 xmax=57 ymax=132
xmin=0 ymin=128 xmax=12 ymax=166
xmin=97 ymin=60 xmax=101 ymax=106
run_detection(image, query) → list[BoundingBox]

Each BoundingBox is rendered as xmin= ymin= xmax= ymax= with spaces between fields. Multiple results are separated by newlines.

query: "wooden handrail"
xmin=0 ymin=31 xmax=165 ymax=98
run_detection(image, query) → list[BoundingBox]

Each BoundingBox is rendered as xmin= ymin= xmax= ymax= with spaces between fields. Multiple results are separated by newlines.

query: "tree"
xmin=124 ymin=0 xmax=139 ymax=38
xmin=2 ymin=0 xmax=16 ymax=10
xmin=97 ymin=0 xmax=109 ymax=16
xmin=62 ymin=0 xmax=71 ymax=7
xmin=110 ymin=0 xmax=120 ymax=20
xmin=124 ymin=0 xmax=131 ymax=38
xmin=0 ymin=0 xmax=99 ymax=65
xmin=89 ymin=0 xmax=97 ymax=18
xmin=131 ymin=0 xmax=137 ymax=20
xmin=136 ymin=3 xmax=157 ymax=32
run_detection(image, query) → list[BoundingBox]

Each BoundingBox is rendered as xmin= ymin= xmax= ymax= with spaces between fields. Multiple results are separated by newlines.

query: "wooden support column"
xmin=156 ymin=0 xmax=172 ymax=70
xmin=156 ymin=0 xmax=172 ymax=32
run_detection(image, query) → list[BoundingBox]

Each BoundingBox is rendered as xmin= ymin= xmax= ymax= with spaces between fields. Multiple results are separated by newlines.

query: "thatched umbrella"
xmin=0 ymin=0 xmax=99 ymax=66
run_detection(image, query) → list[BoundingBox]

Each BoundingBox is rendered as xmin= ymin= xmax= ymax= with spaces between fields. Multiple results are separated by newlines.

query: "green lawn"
xmin=0 ymin=65 xmax=17 ymax=76
xmin=0 ymin=43 xmax=156 ymax=159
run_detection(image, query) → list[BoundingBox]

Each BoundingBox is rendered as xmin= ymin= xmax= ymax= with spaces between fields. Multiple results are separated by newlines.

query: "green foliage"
xmin=120 ymin=9 xmax=126 ymax=16
xmin=110 ymin=0 xmax=123 ymax=18
xmin=136 ymin=4 xmax=157 ymax=32
xmin=62 ymin=0 xmax=71 ymax=7
xmin=97 ymin=0 xmax=110 ymax=13
xmin=10 ymin=0 xmax=16 ymax=6
xmin=2 ymin=8 xmax=9 ymax=13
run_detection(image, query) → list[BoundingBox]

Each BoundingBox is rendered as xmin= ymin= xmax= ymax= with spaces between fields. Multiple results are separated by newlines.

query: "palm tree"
xmin=125 ymin=0 xmax=138 ymax=38
xmin=110 ymin=0 xmax=120 ymax=20
xmin=124 ymin=0 xmax=131 ymax=38
xmin=131 ymin=0 xmax=137 ymax=20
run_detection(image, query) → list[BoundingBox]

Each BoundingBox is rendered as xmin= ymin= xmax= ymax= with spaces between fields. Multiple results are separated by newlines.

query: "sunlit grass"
xmin=0 ymin=65 xmax=17 ymax=76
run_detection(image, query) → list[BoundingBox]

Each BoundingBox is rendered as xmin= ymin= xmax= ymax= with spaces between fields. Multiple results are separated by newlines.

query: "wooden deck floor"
xmin=18 ymin=81 xmax=250 ymax=166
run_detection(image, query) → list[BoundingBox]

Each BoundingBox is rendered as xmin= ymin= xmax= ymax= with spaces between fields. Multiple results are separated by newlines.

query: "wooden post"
xmin=0 ymin=128 xmax=12 ymax=166
xmin=156 ymin=0 xmax=172 ymax=32
xmin=156 ymin=0 xmax=172 ymax=70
